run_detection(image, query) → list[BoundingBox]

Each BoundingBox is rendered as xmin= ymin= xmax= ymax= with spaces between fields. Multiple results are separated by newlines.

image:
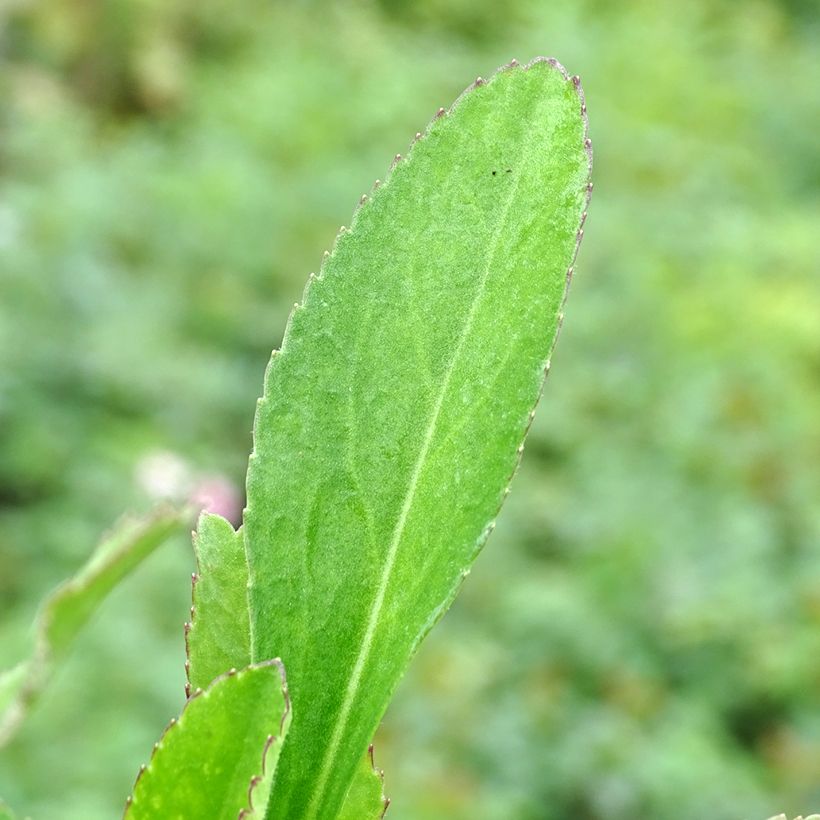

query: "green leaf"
xmin=244 ymin=57 xmax=591 ymax=817
xmin=184 ymin=512 xmax=389 ymax=816
xmin=0 ymin=798 xmax=17 ymax=820
xmin=336 ymin=746 xmax=389 ymax=820
xmin=125 ymin=659 xmax=291 ymax=820
xmin=0 ymin=505 xmax=188 ymax=746
xmin=186 ymin=512 xmax=251 ymax=693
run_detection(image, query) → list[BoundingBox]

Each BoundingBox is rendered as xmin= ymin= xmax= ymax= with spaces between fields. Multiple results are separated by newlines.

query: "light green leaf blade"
xmin=0 ymin=798 xmax=17 ymax=820
xmin=0 ymin=505 xmax=188 ymax=746
xmin=245 ymin=57 xmax=591 ymax=817
xmin=125 ymin=659 xmax=291 ymax=820
xmin=186 ymin=512 xmax=251 ymax=693
xmin=337 ymin=745 xmax=389 ymax=820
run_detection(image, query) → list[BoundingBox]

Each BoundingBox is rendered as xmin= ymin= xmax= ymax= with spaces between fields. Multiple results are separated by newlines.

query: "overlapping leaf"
xmin=244 ymin=57 xmax=591 ymax=817
xmin=185 ymin=512 xmax=251 ymax=693
xmin=185 ymin=512 xmax=389 ymax=816
xmin=125 ymin=660 xmax=290 ymax=820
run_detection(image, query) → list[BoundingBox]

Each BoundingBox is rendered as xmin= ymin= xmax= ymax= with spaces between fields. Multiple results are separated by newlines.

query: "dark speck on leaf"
xmin=492 ymin=170 xmax=497 ymax=176
xmin=506 ymin=168 xmax=512 ymax=173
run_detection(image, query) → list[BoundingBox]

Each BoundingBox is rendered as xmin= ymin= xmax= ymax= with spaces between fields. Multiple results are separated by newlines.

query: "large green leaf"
xmin=245 ymin=57 xmax=591 ymax=817
xmin=125 ymin=660 xmax=290 ymax=820
xmin=0 ymin=506 xmax=188 ymax=746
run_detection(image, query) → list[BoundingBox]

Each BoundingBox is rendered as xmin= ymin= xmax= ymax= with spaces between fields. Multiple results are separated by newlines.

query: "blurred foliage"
xmin=0 ymin=0 xmax=819 ymax=818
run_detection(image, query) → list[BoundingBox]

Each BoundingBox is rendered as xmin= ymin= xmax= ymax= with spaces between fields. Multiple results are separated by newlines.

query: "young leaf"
xmin=244 ymin=57 xmax=591 ymax=817
xmin=184 ymin=513 xmax=389 ymax=816
xmin=0 ymin=506 xmax=188 ymax=746
xmin=125 ymin=659 xmax=290 ymax=820
xmin=186 ymin=512 xmax=251 ymax=693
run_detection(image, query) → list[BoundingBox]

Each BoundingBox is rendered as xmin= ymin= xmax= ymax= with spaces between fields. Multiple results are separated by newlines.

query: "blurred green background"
xmin=1 ymin=0 xmax=819 ymax=817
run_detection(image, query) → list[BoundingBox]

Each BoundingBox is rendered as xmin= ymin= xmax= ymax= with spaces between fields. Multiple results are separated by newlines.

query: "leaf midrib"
xmin=305 ymin=84 xmax=548 ymax=817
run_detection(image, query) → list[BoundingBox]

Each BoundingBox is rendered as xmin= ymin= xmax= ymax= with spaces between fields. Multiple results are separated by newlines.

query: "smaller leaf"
xmin=125 ymin=659 xmax=291 ymax=820
xmin=337 ymin=745 xmax=390 ymax=820
xmin=0 ymin=505 xmax=188 ymax=746
xmin=186 ymin=513 xmax=251 ymax=693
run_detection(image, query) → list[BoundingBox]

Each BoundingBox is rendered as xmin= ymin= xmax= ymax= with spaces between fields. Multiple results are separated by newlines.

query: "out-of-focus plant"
xmin=0 ymin=58 xmax=590 ymax=817
xmin=0 ymin=507 xmax=188 ymax=746
xmin=768 ymin=815 xmax=820 ymax=819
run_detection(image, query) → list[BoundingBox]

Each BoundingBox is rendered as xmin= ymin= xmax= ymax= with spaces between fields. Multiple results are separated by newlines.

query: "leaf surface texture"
xmin=245 ymin=57 xmax=591 ymax=818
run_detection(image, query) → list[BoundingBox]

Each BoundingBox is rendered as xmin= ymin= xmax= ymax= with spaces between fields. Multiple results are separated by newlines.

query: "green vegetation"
xmin=1 ymin=1 xmax=818 ymax=818
xmin=1 ymin=54 xmax=589 ymax=816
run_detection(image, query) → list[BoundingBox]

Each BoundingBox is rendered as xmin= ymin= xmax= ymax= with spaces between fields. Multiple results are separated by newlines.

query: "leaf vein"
xmin=305 ymin=86 xmax=546 ymax=816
